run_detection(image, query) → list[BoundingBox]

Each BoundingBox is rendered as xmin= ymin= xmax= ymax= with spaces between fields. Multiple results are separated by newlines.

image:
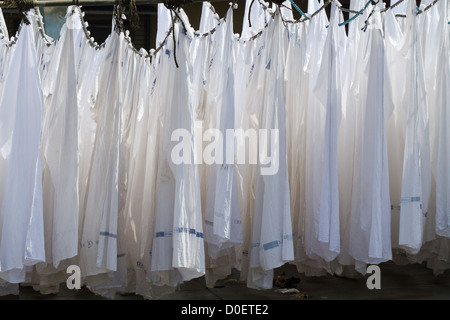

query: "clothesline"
xmin=3 ymin=0 xmax=447 ymax=59
xmin=286 ymin=0 xmax=442 ymax=26
xmin=0 ymin=0 xmax=443 ymax=14
xmin=0 ymin=0 xmax=217 ymax=7
xmin=258 ymin=0 xmax=443 ymax=27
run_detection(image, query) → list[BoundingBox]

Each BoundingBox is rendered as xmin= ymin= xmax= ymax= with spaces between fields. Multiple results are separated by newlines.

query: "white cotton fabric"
xmin=286 ymin=17 xmax=318 ymax=274
xmin=303 ymin=0 xmax=341 ymax=264
xmin=0 ymin=0 xmax=448 ymax=298
xmin=349 ymin=1 xmax=392 ymax=273
xmin=150 ymin=21 xmax=205 ymax=287
xmin=79 ymin=27 xmax=123 ymax=280
xmin=0 ymin=9 xmax=11 ymax=100
xmin=39 ymin=7 xmax=80 ymax=275
xmin=434 ymin=0 xmax=450 ymax=239
xmin=156 ymin=4 xmax=172 ymax=47
xmin=198 ymin=1 xmax=220 ymax=34
xmin=336 ymin=0 xmax=359 ymax=272
xmin=241 ymin=0 xmax=272 ymax=40
xmin=0 ymin=8 xmax=7 ymax=40
xmin=233 ymin=25 xmax=263 ymax=285
xmin=397 ymin=0 xmax=431 ymax=255
xmin=247 ymin=10 xmax=294 ymax=290
xmin=201 ymin=8 xmax=243 ymax=287
xmin=0 ymin=15 xmax=45 ymax=283
xmin=203 ymin=9 xmax=242 ymax=257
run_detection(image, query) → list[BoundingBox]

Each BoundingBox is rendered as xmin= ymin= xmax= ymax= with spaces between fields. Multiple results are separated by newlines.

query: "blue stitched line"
xmin=154 ymin=227 xmax=203 ymax=239
xmin=99 ymin=231 xmax=117 ymax=239
xmin=263 ymin=240 xmax=280 ymax=251
xmin=401 ymin=196 xmax=421 ymax=203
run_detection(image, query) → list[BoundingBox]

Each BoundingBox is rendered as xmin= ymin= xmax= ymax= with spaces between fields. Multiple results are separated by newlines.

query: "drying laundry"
xmin=0 ymin=0 xmax=446 ymax=299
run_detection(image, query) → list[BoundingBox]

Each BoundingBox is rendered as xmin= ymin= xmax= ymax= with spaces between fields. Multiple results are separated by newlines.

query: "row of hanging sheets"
xmin=0 ymin=0 xmax=448 ymax=299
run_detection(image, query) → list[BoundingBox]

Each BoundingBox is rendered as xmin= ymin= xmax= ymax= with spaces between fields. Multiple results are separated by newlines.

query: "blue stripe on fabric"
xmin=263 ymin=240 xmax=280 ymax=251
xmin=175 ymin=227 xmax=187 ymax=233
xmin=100 ymin=232 xmax=117 ymax=239
xmin=173 ymin=227 xmax=204 ymax=238
xmin=156 ymin=231 xmax=172 ymax=238
xmin=401 ymin=196 xmax=421 ymax=203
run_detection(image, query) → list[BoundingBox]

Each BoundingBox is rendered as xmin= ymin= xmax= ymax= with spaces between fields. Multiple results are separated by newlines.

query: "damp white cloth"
xmin=349 ymin=0 xmax=392 ymax=272
xmin=0 ymin=0 xmax=447 ymax=299
xmin=0 ymin=16 xmax=45 ymax=283
xmin=79 ymin=28 xmax=123 ymax=279
xmin=150 ymin=21 xmax=205 ymax=287
xmin=303 ymin=0 xmax=341 ymax=264
xmin=40 ymin=7 xmax=80 ymax=274
xmin=248 ymin=11 xmax=294 ymax=290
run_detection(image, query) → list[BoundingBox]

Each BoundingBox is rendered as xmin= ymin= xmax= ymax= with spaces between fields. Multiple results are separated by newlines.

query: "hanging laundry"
xmin=156 ymin=3 xmax=172 ymax=47
xmin=285 ymin=13 xmax=309 ymax=273
xmin=0 ymin=8 xmax=11 ymax=98
xmin=434 ymin=0 xmax=450 ymax=239
xmin=336 ymin=0 xmax=358 ymax=273
xmin=0 ymin=0 xmax=446 ymax=299
xmin=198 ymin=1 xmax=220 ymax=34
xmin=303 ymin=0 xmax=341 ymax=265
xmin=397 ymin=0 xmax=431 ymax=255
xmin=241 ymin=0 xmax=272 ymax=40
xmin=0 ymin=12 xmax=45 ymax=283
xmin=202 ymin=7 xmax=243 ymax=287
xmin=248 ymin=9 xmax=294 ymax=290
xmin=349 ymin=0 xmax=392 ymax=274
xmin=190 ymin=1 xmax=218 ymax=230
xmin=150 ymin=18 xmax=205 ymax=287
xmin=79 ymin=23 xmax=123 ymax=281
xmin=233 ymin=12 xmax=266 ymax=285
xmin=39 ymin=6 xmax=80 ymax=275
xmin=76 ymin=26 xmax=102 ymax=253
